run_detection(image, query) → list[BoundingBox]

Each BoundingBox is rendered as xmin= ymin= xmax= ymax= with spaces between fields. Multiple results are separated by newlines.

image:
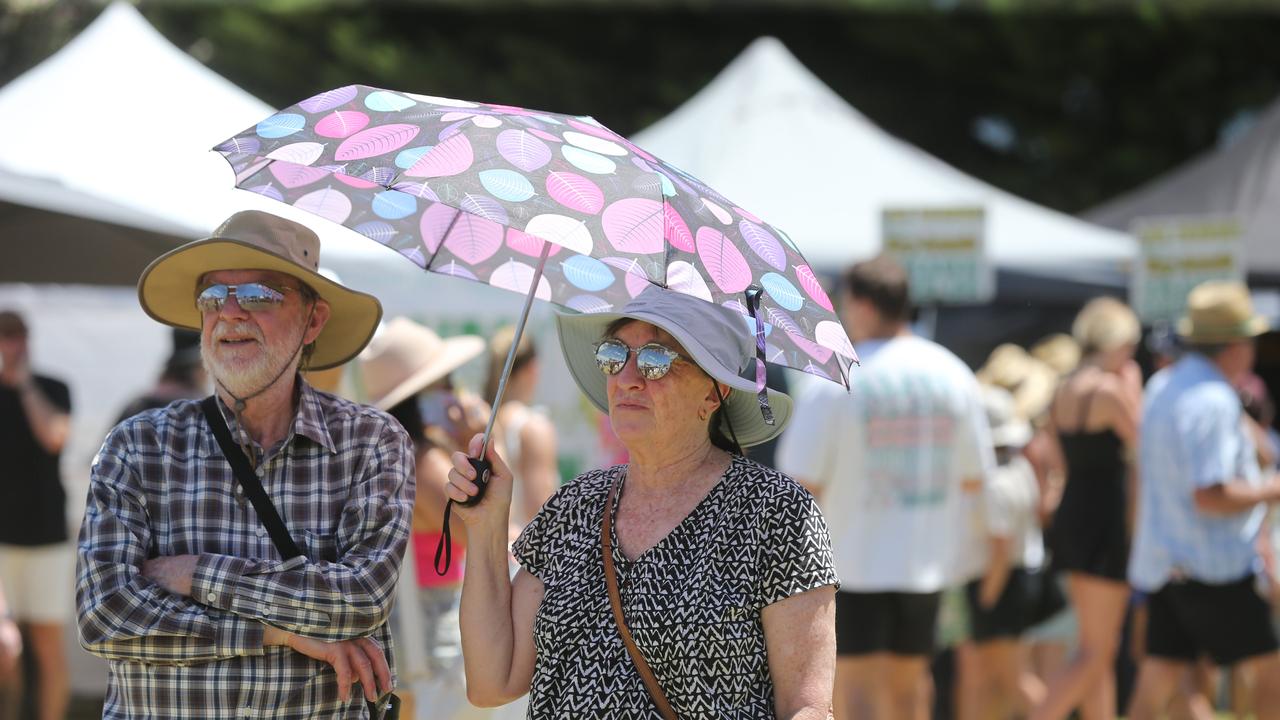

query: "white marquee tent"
xmin=1084 ymin=96 xmax=1280 ymax=278
xmin=631 ymin=36 xmax=1137 ymax=282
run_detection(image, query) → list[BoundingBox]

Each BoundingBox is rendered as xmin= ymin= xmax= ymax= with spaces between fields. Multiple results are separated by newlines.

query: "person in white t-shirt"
xmin=779 ymin=255 xmax=995 ymax=720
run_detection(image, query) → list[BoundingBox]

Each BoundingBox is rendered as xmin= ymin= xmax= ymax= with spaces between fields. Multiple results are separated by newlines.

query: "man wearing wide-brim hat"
xmin=1128 ymin=280 xmax=1280 ymax=717
xmin=76 ymin=210 xmax=414 ymax=719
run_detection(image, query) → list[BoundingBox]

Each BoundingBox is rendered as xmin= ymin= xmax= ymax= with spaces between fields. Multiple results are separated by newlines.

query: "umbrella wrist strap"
xmin=435 ymin=500 xmax=456 ymax=575
xmin=602 ymin=475 xmax=678 ymax=720
xmin=743 ymin=286 xmax=774 ymax=426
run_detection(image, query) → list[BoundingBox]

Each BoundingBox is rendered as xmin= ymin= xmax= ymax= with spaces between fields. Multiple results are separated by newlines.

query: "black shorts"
xmin=1146 ymin=575 xmax=1280 ymax=666
xmin=835 ymin=590 xmax=941 ymax=657
xmin=965 ymin=568 xmax=1034 ymax=642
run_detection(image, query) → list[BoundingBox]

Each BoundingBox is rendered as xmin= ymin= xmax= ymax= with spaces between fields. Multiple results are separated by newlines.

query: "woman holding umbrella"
xmin=445 ymin=287 xmax=838 ymax=718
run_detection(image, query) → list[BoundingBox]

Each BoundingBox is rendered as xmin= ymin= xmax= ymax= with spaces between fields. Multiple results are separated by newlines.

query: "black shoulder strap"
xmin=200 ymin=396 xmax=304 ymax=560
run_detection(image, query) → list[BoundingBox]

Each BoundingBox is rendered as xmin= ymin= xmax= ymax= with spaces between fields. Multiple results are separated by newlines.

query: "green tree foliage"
xmin=2 ymin=2 xmax=1278 ymax=213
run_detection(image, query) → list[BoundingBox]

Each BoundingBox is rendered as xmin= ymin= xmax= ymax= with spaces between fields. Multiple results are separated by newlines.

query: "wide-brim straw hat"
xmin=359 ymin=317 xmax=485 ymax=410
xmin=555 ymin=286 xmax=792 ymax=448
xmin=137 ymin=210 xmax=381 ymax=371
xmin=1176 ymin=280 xmax=1270 ymax=344
xmin=982 ymin=385 xmax=1033 ymax=449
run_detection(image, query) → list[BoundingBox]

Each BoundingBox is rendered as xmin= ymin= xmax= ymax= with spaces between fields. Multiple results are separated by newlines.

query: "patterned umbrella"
xmin=214 ymin=85 xmax=857 ymax=394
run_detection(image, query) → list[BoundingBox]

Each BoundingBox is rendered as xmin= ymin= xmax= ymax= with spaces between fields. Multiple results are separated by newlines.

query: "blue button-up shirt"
xmin=1129 ymin=353 xmax=1266 ymax=591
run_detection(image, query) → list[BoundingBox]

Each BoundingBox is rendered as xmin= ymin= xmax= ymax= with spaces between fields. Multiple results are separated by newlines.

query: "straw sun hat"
xmin=137 ymin=210 xmax=381 ymax=370
xmin=1177 ymin=280 xmax=1270 ymax=344
xmin=359 ymin=318 xmax=485 ymax=411
xmin=555 ymin=286 xmax=793 ymax=448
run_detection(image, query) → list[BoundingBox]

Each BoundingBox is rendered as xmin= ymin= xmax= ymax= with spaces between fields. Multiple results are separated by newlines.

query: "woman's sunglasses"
xmin=195 ymin=282 xmax=292 ymax=313
xmin=594 ymin=338 xmax=687 ymax=381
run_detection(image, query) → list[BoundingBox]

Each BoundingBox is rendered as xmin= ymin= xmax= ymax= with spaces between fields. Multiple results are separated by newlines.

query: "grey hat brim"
xmin=555 ymin=307 xmax=792 ymax=448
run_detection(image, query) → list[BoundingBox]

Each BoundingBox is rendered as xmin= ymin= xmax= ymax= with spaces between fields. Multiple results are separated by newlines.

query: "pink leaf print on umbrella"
xmin=334 ymin=173 xmax=380 ymax=190
xmin=419 ymin=203 xmax=460 ymax=254
xmin=268 ymin=162 xmax=330 ymax=189
xmin=496 ymin=129 xmax=552 ymax=172
xmin=701 ymin=198 xmax=733 ymax=225
xmin=314 ymin=110 xmax=370 ymax=139
xmin=740 ymin=220 xmax=786 ymax=271
xmin=443 ymin=213 xmax=504 ymax=265
xmin=695 ymin=227 xmax=751 ymax=294
xmin=546 ymin=172 xmax=604 ymax=214
xmin=298 ymin=85 xmax=358 ymax=114
xmin=506 ymin=228 xmax=563 ymax=259
xmin=601 ymin=256 xmax=655 ymax=289
xmin=404 ymin=134 xmax=474 ymax=178
xmin=788 ymin=331 xmax=835 ymax=363
xmin=815 ymin=320 xmax=857 ymax=362
xmin=795 ymin=264 xmax=834 ymax=312
xmin=566 ymin=118 xmax=622 ymax=142
xmin=489 ymin=260 xmax=552 ymax=301
xmin=664 ymin=204 xmax=695 ymax=252
xmin=266 ymin=141 xmax=324 ymax=166
xmin=335 ymin=124 xmax=421 ymax=161
xmin=667 ymin=260 xmax=714 ymax=302
xmin=293 ymin=187 xmax=352 ymax=225
xmin=527 ymin=128 xmax=562 ymax=144
xmin=602 ymin=198 xmax=664 ymax=255
xmin=733 ymin=205 xmax=763 ymax=223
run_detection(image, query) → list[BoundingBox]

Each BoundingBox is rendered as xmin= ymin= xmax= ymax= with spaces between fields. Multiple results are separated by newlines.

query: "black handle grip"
xmin=459 ymin=456 xmax=492 ymax=507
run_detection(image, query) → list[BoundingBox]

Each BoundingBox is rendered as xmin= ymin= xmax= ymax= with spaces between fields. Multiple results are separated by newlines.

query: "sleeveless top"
xmin=1049 ymin=388 xmax=1129 ymax=581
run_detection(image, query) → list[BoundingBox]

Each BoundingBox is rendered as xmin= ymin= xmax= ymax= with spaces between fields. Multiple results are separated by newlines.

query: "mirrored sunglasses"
xmin=594 ymin=338 xmax=686 ymax=381
xmin=195 ymin=282 xmax=290 ymax=313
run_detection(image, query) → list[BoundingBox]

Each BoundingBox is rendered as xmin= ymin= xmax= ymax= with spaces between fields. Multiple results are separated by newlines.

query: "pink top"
xmin=413 ymin=530 xmax=463 ymax=587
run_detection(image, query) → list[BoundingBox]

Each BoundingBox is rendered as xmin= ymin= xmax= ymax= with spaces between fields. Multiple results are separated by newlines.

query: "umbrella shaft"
xmin=480 ymin=240 xmax=553 ymax=459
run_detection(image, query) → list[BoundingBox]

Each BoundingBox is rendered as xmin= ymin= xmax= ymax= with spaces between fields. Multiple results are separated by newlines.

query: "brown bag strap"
xmin=602 ymin=473 xmax=678 ymax=720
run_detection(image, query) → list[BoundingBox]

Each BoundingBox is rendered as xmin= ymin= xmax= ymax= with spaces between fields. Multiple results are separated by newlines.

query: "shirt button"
xmin=262 ymin=606 xmax=272 ymax=617
xmin=256 ymin=527 xmax=266 ymax=538
xmin=207 ymin=592 xmax=217 ymax=602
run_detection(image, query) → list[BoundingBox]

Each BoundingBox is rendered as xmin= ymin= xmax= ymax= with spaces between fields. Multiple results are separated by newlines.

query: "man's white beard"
xmin=202 ymin=321 xmax=300 ymax=399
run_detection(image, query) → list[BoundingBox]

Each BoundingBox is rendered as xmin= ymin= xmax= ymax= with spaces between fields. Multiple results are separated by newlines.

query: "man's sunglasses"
xmin=594 ymin=338 xmax=687 ymax=381
xmin=195 ymin=283 xmax=293 ymax=313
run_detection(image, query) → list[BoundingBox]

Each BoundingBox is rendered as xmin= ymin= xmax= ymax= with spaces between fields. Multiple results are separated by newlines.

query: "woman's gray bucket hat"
xmin=555 ymin=286 xmax=793 ymax=448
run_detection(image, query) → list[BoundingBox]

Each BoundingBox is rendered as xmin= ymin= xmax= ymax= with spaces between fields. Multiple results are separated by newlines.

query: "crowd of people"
xmin=0 ymin=207 xmax=1278 ymax=720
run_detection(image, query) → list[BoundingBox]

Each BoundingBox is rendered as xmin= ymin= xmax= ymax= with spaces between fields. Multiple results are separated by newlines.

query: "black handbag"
xmin=1025 ymin=561 xmax=1068 ymax=627
xmin=201 ymin=397 xmax=401 ymax=720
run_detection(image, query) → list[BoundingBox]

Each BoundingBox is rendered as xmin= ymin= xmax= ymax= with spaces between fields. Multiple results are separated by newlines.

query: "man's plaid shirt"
xmin=76 ymin=382 xmax=415 ymax=719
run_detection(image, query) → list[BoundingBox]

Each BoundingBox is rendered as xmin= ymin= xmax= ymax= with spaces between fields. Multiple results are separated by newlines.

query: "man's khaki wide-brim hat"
xmin=359 ymin=318 xmax=485 ymax=410
xmin=137 ymin=210 xmax=382 ymax=370
xmin=1176 ymin=280 xmax=1270 ymax=344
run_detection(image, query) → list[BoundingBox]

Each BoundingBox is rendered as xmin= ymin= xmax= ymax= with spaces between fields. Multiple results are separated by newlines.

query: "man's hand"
xmin=142 ymin=555 xmax=199 ymax=597
xmin=265 ymin=628 xmax=392 ymax=702
xmin=0 ymin=617 xmax=21 ymax=675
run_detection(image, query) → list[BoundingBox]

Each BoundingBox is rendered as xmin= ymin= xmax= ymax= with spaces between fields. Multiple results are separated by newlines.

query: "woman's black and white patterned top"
xmin=512 ymin=454 xmax=838 ymax=719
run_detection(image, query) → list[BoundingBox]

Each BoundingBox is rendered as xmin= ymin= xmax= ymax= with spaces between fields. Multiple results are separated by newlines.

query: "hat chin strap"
xmin=213 ymin=306 xmax=315 ymax=415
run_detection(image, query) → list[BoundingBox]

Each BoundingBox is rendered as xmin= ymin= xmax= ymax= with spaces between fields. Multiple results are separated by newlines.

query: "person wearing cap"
xmin=0 ymin=309 xmax=72 ymax=720
xmin=778 ymin=255 xmax=995 ymax=720
xmin=358 ymin=317 xmax=493 ymax=718
xmin=445 ymin=286 xmax=838 ymax=717
xmin=1126 ymin=280 xmax=1280 ymax=719
xmin=75 ymin=210 xmax=414 ymax=719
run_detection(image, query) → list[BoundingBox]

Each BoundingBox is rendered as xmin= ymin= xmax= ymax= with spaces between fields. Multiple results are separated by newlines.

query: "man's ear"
xmin=304 ymin=298 xmax=331 ymax=345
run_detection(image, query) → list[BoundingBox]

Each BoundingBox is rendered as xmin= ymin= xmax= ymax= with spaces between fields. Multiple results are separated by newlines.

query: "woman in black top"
xmin=445 ymin=288 xmax=838 ymax=719
xmin=1033 ymin=297 xmax=1142 ymax=720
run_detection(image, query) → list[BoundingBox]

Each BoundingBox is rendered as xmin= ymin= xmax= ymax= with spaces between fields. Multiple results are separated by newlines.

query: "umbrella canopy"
xmin=214 ymin=85 xmax=856 ymax=386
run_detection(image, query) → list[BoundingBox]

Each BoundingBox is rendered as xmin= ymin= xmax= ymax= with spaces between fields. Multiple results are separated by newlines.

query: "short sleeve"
xmin=983 ymin=465 xmax=1019 ymax=538
xmin=1185 ymin=392 xmax=1245 ymax=489
xmin=757 ymin=482 xmax=839 ymax=608
xmin=777 ymin=385 xmax=841 ymax=488
xmin=511 ymin=493 xmax=557 ymax=580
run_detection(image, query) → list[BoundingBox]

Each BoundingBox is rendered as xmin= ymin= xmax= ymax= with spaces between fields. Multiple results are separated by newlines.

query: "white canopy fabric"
xmin=0 ymin=1 xmax=272 ymax=236
xmin=631 ymin=37 xmax=1136 ymax=279
xmin=1084 ymin=97 xmax=1280 ymax=276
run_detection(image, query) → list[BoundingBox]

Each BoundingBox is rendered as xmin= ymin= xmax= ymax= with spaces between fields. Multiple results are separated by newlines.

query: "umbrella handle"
xmin=457 ymin=457 xmax=492 ymax=508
